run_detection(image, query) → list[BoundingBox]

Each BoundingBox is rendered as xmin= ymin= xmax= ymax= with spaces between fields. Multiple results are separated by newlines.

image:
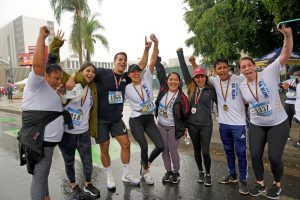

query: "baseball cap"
xmin=128 ymin=64 xmax=142 ymax=73
xmin=192 ymin=67 xmax=206 ymax=78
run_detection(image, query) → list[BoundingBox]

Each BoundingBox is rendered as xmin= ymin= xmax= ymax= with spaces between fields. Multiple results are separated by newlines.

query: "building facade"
xmin=0 ymin=16 xmax=54 ymax=82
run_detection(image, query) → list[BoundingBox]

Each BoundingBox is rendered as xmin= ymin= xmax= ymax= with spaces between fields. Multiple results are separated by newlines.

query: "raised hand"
xmin=39 ymin=26 xmax=50 ymax=39
xmin=145 ymin=36 xmax=152 ymax=50
xmin=278 ymin=24 xmax=292 ymax=37
xmin=189 ymin=55 xmax=196 ymax=64
xmin=55 ymin=30 xmax=66 ymax=42
xmin=150 ymin=34 xmax=158 ymax=43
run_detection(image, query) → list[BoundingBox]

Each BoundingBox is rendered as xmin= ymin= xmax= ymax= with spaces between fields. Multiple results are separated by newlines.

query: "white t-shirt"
xmin=157 ymin=91 xmax=178 ymax=126
xmin=65 ymin=86 xmax=93 ymax=134
xmin=125 ymin=67 xmax=155 ymax=118
xmin=283 ymin=78 xmax=297 ymax=104
xmin=209 ymin=75 xmax=246 ymax=125
xmin=22 ymin=71 xmax=64 ymax=142
xmin=239 ymin=58 xmax=287 ymax=126
xmin=294 ymin=83 xmax=300 ymax=121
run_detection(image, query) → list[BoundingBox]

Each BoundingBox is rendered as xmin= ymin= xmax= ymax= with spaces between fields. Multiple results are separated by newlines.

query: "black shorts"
xmin=95 ymin=119 xmax=128 ymax=144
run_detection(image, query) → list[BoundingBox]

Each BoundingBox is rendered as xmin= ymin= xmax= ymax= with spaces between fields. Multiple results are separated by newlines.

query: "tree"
xmin=183 ymin=0 xmax=300 ymax=63
xmin=81 ymin=13 xmax=109 ymax=62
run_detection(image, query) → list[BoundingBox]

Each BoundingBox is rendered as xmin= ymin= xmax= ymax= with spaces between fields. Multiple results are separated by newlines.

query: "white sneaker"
xmin=107 ymin=174 xmax=116 ymax=190
xmin=143 ymin=173 xmax=154 ymax=185
xmin=122 ymin=172 xmax=140 ymax=185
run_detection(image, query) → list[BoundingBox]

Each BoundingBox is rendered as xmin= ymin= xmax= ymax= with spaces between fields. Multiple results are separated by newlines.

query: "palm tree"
xmin=81 ymin=13 xmax=109 ymax=62
xmin=49 ymin=0 xmax=90 ymax=65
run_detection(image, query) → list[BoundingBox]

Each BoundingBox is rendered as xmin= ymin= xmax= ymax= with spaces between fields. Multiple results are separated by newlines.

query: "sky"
xmin=0 ymin=0 xmax=196 ymax=63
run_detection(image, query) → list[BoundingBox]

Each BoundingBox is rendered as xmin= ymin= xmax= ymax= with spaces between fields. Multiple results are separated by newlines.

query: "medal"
xmin=220 ymin=78 xmax=230 ymax=112
xmin=163 ymin=111 xmax=168 ymax=118
xmin=191 ymin=107 xmax=197 ymax=114
xmin=246 ymin=73 xmax=259 ymax=102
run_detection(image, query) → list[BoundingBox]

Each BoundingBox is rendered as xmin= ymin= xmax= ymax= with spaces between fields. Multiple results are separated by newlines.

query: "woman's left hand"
xmin=278 ymin=24 xmax=292 ymax=37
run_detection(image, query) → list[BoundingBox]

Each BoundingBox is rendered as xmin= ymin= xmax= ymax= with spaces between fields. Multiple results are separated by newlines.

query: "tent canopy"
xmin=255 ymin=48 xmax=300 ymax=67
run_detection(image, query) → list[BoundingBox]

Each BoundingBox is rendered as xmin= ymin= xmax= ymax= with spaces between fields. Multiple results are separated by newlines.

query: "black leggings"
xmin=249 ymin=119 xmax=289 ymax=182
xmin=129 ymin=114 xmax=164 ymax=169
xmin=188 ymin=123 xmax=212 ymax=174
xmin=284 ymin=103 xmax=295 ymax=129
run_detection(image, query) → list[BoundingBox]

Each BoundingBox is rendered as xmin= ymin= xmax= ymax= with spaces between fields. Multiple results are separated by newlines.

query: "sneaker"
xmin=249 ymin=182 xmax=266 ymax=197
xmin=106 ymin=174 xmax=116 ymax=190
xmin=169 ymin=172 xmax=181 ymax=184
xmin=204 ymin=174 xmax=212 ymax=186
xmin=69 ymin=185 xmax=85 ymax=200
xmin=143 ymin=173 xmax=154 ymax=185
xmin=266 ymin=184 xmax=282 ymax=199
xmin=239 ymin=180 xmax=249 ymax=195
xmin=197 ymin=171 xmax=205 ymax=183
xmin=162 ymin=171 xmax=173 ymax=182
xmin=83 ymin=183 xmax=100 ymax=197
xmin=218 ymin=174 xmax=238 ymax=184
xmin=122 ymin=172 xmax=140 ymax=185
xmin=295 ymin=142 xmax=300 ymax=149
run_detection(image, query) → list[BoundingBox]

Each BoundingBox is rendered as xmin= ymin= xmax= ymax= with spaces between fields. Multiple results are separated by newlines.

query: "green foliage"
xmin=184 ymin=0 xmax=300 ymax=64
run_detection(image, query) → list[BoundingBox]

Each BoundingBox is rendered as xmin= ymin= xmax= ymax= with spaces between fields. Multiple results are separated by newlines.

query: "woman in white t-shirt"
xmin=238 ymin=25 xmax=293 ymax=199
xmin=125 ymin=34 xmax=164 ymax=185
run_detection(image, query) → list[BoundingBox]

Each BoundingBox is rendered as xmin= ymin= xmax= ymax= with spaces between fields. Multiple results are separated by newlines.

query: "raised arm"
xmin=32 ymin=26 xmax=50 ymax=76
xmin=154 ymin=56 xmax=167 ymax=87
xmin=148 ymin=34 xmax=159 ymax=73
xmin=176 ymin=48 xmax=192 ymax=86
xmin=189 ymin=55 xmax=199 ymax=69
xmin=138 ymin=36 xmax=152 ymax=70
xmin=279 ymin=24 xmax=293 ymax=66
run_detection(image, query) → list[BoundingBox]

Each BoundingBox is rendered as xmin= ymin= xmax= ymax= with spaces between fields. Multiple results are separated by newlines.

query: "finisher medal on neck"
xmin=191 ymin=107 xmax=197 ymax=114
xmin=223 ymin=104 xmax=228 ymax=111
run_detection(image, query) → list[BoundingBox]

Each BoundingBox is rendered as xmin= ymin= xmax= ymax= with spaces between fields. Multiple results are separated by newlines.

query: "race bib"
xmin=139 ymin=98 xmax=156 ymax=114
xmin=108 ymin=91 xmax=123 ymax=104
xmin=251 ymin=101 xmax=272 ymax=116
xmin=158 ymin=104 xmax=168 ymax=118
xmin=67 ymin=107 xmax=83 ymax=125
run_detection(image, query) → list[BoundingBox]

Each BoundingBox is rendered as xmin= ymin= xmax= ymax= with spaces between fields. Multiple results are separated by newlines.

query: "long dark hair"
xmin=46 ymin=53 xmax=62 ymax=74
xmin=79 ymin=62 xmax=96 ymax=73
xmin=187 ymin=75 xmax=209 ymax=99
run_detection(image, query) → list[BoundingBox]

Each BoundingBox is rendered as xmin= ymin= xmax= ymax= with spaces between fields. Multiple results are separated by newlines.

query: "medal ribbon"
xmin=246 ymin=73 xmax=259 ymax=102
xmin=220 ymin=77 xmax=230 ymax=103
xmin=194 ymin=87 xmax=202 ymax=105
xmin=133 ymin=84 xmax=145 ymax=102
xmin=165 ymin=90 xmax=178 ymax=109
xmin=113 ymin=72 xmax=122 ymax=90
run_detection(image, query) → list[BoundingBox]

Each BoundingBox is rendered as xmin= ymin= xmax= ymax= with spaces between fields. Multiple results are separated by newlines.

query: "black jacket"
xmin=18 ymin=110 xmax=73 ymax=174
xmin=177 ymin=49 xmax=217 ymax=126
xmin=155 ymin=57 xmax=190 ymax=139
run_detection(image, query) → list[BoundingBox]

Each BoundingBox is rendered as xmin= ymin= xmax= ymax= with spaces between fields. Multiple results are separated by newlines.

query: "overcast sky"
xmin=0 ymin=0 xmax=196 ymax=63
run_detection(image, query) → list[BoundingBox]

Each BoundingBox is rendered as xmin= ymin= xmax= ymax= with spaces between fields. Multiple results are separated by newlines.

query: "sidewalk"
xmin=1 ymin=97 xmax=300 ymax=170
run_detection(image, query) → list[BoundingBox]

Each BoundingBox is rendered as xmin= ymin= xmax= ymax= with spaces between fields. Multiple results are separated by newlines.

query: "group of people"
xmin=18 ymin=24 xmax=294 ymax=200
xmin=0 ymin=85 xmax=13 ymax=99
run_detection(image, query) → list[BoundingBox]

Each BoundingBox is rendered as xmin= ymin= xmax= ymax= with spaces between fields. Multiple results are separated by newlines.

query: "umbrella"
xmin=255 ymin=48 xmax=300 ymax=67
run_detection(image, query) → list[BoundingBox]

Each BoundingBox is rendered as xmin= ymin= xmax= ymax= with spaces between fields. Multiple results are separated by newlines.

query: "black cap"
xmin=128 ymin=64 xmax=142 ymax=73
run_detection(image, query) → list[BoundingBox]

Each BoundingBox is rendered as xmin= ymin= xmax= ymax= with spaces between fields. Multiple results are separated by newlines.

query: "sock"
xmin=123 ymin=164 xmax=130 ymax=175
xmin=105 ymin=166 xmax=113 ymax=176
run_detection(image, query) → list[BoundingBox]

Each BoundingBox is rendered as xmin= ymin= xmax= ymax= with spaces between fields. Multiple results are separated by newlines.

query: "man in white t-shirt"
xmin=204 ymin=59 xmax=248 ymax=194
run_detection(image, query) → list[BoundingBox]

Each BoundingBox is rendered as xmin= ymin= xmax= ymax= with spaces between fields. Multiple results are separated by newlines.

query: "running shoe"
xmin=197 ymin=171 xmax=205 ymax=183
xmin=266 ymin=184 xmax=282 ymax=199
xmin=106 ymin=174 xmax=116 ymax=190
xmin=204 ymin=174 xmax=212 ymax=187
xmin=143 ymin=173 xmax=154 ymax=185
xmin=83 ymin=183 xmax=100 ymax=197
xmin=169 ymin=172 xmax=181 ymax=184
xmin=162 ymin=171 xmax=173 ymax=182
xmin=239 ymin=180 xmax=249 ymax=195
xmin=249 ymin=182 xmax=266 ymax=197
xmin=69 ymin=185 xmax=85 ymax=200
xmin=122 ymin=172 xmax=140 ymax=185
xmin=218 ymin=174 xmax=238 ymax=184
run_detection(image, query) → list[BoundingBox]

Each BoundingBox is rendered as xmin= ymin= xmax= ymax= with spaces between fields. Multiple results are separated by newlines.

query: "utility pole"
xmin=7 ymin=34 xmax=13 ymax=83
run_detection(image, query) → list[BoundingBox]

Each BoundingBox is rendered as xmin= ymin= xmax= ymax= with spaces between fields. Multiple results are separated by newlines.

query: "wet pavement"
xmin=0 ymin=110 xmax=300 ymax=200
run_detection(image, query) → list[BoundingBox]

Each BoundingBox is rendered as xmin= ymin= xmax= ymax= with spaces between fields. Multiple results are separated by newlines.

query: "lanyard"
xmin=81 ymin=87 xmax=89 ymax=107
xmin=165 ymin=90 xmax=178 ymax=109
xmin=220 ymin=77 xmax=230 ymax=103
xmin=113 ymin=72 xmax=122 ymax=90
xmin=194 ymin=87 xmax=202 ymax=105
xmin=246 ymin=73 xmax=259 ymax=102
xmin=132 ymin=84 xmax=144 ymax=102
